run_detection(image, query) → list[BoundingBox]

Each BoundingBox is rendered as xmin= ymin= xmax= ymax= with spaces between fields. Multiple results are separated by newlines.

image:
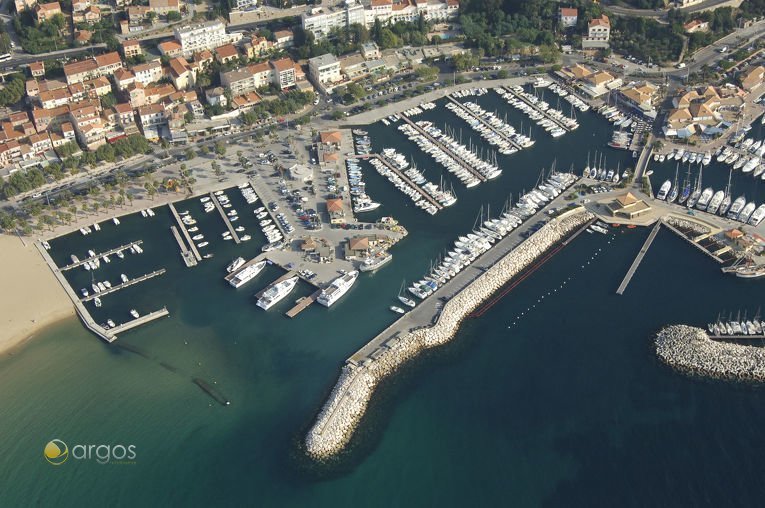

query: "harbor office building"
xmin=606 ymin=192 xmax=652 ymax=220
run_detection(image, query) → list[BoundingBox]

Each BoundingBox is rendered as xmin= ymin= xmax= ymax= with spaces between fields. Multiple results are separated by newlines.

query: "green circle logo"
xmin=44 ymin=439 xmax=68 ymax=466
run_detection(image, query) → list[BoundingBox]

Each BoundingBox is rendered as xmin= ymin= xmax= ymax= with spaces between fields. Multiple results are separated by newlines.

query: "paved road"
xmin=0 ymin=44 xmax=107 ymax=70
xmin=604 ymin=0 xmax=737 ymax=18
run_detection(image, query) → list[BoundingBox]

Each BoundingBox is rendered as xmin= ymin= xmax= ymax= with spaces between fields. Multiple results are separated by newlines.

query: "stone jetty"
xmin=655 ymin=325 xmax=765 ymax=381
xmin=304 ymin=209 xmax=593 ymax=459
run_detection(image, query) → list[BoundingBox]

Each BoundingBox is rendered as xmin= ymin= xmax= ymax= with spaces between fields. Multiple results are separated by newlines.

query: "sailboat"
xmin=667 ymin=164 xmax=680 ymax=203
xmin=678 ymin=164 xmax=692 ymax=204
xmin=583 ymin=151 xmax=591 ymax=178
xmin=718 ymin=168 xmax=733 ymax=216
xmin=687 ymin=164 xmax=703 ymax=208
xmin=397 ymin=280 xmax=416 ymax=308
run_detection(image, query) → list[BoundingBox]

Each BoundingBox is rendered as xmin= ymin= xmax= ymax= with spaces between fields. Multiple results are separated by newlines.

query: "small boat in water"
xmin=390 ymin=306 xmax=405 ymax=314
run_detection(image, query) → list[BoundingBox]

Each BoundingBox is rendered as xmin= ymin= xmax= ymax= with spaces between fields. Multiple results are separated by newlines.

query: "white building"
xmin=308 ymin=53 xmax=341 ymax=92
xmin=582 ymin=15 xmax=610 ymax=49
xmin=132 ymin=61 xmax=163 ymax=86
xmin=302 ymin=2 xmax=366 ymax=39
xmin=302 ymin=0 xmax=459 ymax=39
xmin=173 ymin=21 xmax=243 ymax=57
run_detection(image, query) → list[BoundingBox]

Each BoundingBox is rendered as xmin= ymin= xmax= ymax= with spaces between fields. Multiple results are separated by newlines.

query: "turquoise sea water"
xmin=2 ymin=90 xmax=765 ymax=507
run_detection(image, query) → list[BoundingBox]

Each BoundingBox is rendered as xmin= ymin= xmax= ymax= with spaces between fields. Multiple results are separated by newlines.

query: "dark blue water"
xmin=2 ymin=93 xmax=765 ymax=507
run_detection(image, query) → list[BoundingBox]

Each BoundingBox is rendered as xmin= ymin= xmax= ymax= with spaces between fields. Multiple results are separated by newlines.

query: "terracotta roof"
xmin=215 ymin=44 xmax=238 ymax=59
xmin=94 ymin=52 xmax=122 ymax=68
xmin=615 ymin=192 xmax=638 ymax=206
xmin=326 ymin=198 xmax=343 ymax=212
xmin=113 ymin=103 xmax=133 ymax=114
xmin=271 ymin=57 xmax=295 ymax=73
xmin=122 ymin=39 xmax=140 ymax=48
xmin=36 ymin=2 xmax=61 ymax=12
xmin=589 ymin=15 xmax=610 ymax=28
xmin=560 ymin=7 xmax=577 ymax=16
xmin=348 ymin=236 xmax=369 ymax=250
xmin=320 ymin=130 xmax=342 ymax=144
xmin=168 ymin=57 xmax=191 ymax=78
xmin=273 ymin=29 xmax=293 ymax=39
xmin=158 ymin=40 xmax=182 ymax=53
xmin=249 ymin=62 xmax=271 ymax=74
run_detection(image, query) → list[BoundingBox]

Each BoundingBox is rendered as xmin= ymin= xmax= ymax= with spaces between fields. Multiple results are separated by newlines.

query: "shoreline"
xmin=0 ymin=235 xmax=75 ymax=357
xmin=304 ymin=208 xmax=593 ymax=459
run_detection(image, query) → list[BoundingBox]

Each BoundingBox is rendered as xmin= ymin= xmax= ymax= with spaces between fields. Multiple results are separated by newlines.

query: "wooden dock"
xmin=661 ymin=220 xmax=723 ymax=263
xmin=255 ymin=270 xmax=297 ymax=298
xmin=171 ymin=226 xmax=198 ymax=267
xmin=500 ymin=85 xmax=572 ymax=132
xmin=709 ymin=334 xmax=765 ymax=341
xmin=445 ymin=96 xmax=523 ymax=151
xmin=210 ymin=192 xmax=241 ymax=244
xmin=285 ymin=289 xmax=321 ymax=318
xmin=61 ymin=240 xmax=143 ymax=271
xmin=399 ymin=115 xmax=488 ymax=183
xmin=616 ymin=221 xmax=662 ymax=295
xmin=107 ymin=308 xmax=170 ymax=340
xmin=81 ymin=269 xmax=166 ymax=301
xmin=169 ymin=203 xmax=202 ymax=261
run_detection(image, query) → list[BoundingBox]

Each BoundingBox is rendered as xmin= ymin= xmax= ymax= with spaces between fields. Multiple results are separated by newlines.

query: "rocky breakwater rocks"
xmin=304 ymin=208 xmax=593 ymax=460
xmin=664 ymin=216 xmax=711 ymax=235
xmin=656 ymin=325 xmax=765 ymax=381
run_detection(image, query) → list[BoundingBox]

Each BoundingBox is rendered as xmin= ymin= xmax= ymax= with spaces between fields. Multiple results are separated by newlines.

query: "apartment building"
xmin=173 ymin=21 xmax=242 ymax=57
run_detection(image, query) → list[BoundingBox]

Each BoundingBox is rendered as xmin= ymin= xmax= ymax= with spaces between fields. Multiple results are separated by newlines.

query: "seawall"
xmin=305 ymin=208 xmax=594 ymax=459
xmin=655 ymin=324 xmax=765 ymax=382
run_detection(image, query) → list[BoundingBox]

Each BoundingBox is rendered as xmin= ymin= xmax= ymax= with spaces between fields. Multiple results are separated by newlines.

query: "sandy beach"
xmin=0 ymin=235 xmax=74 ymax=355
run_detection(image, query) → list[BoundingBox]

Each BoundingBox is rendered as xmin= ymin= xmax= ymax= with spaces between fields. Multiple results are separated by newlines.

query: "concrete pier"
xmin=354 ymin=154 xmax=443 ymax=210
xmin=210 ymin=192 xmax=241 ymax=244
xmin=399 ymin=115 xmax=488 ymax=183
xmin=285 ymin=289 xmax=321 ymax=318
xmin=37 ymin=242 xmax=115 ymax=342
xmin=616 ymin=220 xmax=662 ymax=295
xmin=81 ymin=269 xmax=166 ymax=301
xmin=304 ymin=192 xmax=593 ymax=458
xmin=500 ymin=85 xmax=573 ymax=132
xmin=170 ymin=226 xmax=198 ymax=267
xmin=61 ymin=241 xmax=143 ymax=271
xmin=107 ymin=307 xmax=170 ymax=338
xmin=445 ymin=96 xmax=523 ymax=151
xmin=169 ymin=203 xmax=202 ymax=261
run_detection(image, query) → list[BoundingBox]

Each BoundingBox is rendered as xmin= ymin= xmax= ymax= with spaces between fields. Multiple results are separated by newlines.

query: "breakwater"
xmin=304 ymin=208 xmax=593 ymax=459
xmin=655 ymin=325 xmax=765 ymax=382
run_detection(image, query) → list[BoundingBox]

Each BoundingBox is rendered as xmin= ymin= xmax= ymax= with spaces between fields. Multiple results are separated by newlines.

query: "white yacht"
xmin=227 ymin=257 xmax=245 ymax=273
xmin=229 ymin=261 xmax=267 ymax=288
xmin=656 ymin=180 xmax=671 ymax=200
xmin=317 ymin=271 xmax=359 ymax=307
xmin=256 ymin=276 xmax=299 ymax=310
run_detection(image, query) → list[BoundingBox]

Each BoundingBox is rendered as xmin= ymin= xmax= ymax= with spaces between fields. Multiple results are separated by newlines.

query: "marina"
xmin=499 ymin=85 xmax=576 ymax=135
xmin=60 ymin=240 xmax=144 ymax=271
xmin=354 ymin=153 xmax=444 ymax=211
xmin=169 ymin=203 xmax=202 ymax=262
xmin=399 ymin=115 xmax=489 ymax=184
xmin=80 ymin=269 xmax=166 ymax=302
xmin=445 ymin=96 xmax=525 ymax=153
xmin=210 ymin=191 xmax=241 ymax=244
xmin=170 ymin=225 xmax=198 ymax=267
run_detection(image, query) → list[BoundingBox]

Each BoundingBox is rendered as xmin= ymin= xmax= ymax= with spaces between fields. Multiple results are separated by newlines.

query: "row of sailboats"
xmin=656 ymin=164 xmax=765 ymax=224
xmin=582 ymin=151 xmax=627 ymax=183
